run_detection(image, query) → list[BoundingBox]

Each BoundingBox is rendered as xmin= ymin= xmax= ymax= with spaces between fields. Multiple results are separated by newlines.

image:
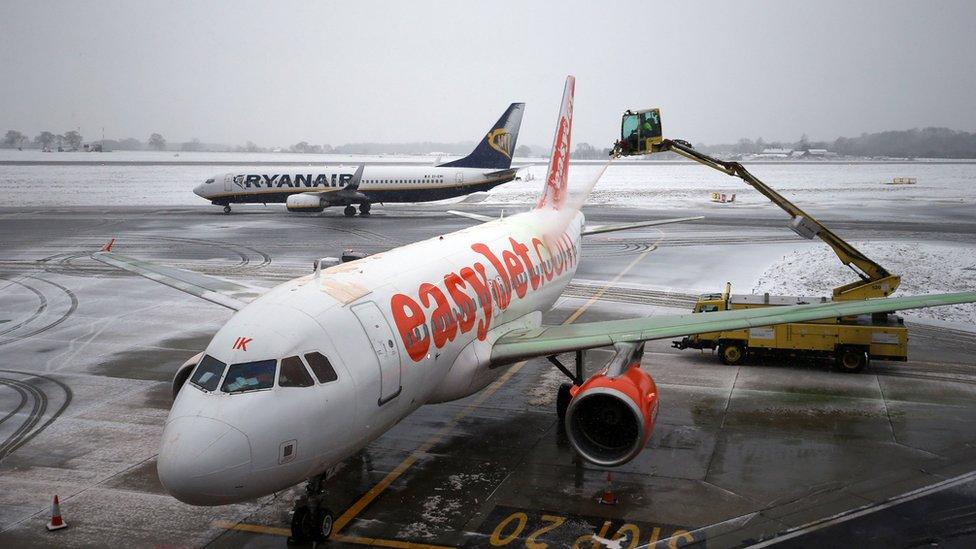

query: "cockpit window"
xmin=205 ymin=178 xmax=215 ymax=184
xmin=279 ymin=356 xmax=314 ymax=387
xmin=304 ymin=352 xmax=338 ymax=383
xmin=221 ymin=359 xmax=276 ymax=393
xmin=189 ymin=354 xmax=226 ymax=392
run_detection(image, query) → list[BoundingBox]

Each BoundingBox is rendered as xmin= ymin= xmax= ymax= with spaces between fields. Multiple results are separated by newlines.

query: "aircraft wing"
xmin=490 ymin=292 xmax=976 ymax=364
xmin=581 ymin=216 xmax=703 ymax=236
xmin=446 ymin=210 xmax=495 ymax=222
xmin=91 ymin=241 xmax=267 ymax=311
xmin=484 ymin=168 xmax=519 ymax=178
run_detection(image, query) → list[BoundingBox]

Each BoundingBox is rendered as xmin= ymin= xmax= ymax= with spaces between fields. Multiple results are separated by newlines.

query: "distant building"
xmin=756 ymin=148 xmax=792 ymax=158
xmin=803 ymin=148 xmax=838 ymax=158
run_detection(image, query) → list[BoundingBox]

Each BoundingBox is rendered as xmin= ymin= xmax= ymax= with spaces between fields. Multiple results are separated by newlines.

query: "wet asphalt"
xmin=0 ymin=202 xmax=974 ymax=548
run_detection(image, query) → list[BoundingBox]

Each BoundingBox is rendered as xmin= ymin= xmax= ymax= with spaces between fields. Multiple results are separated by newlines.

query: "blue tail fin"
xmin=438 ymin=103 xmax=525 ymax=169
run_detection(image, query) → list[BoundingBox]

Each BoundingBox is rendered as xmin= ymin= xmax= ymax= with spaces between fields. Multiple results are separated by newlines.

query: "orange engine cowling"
xmin=565 ymin=363 xmax=659 ymax=467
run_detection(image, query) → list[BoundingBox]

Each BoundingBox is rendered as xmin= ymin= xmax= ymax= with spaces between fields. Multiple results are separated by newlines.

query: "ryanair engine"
xmin=565 ymin=343 xmax=659 ymax=467
xmin=286 ymin=193 xmax=326 ymax=213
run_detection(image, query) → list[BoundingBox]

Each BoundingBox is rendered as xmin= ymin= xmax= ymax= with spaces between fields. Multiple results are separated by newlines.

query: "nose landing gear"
xmin=288 ymin=473 xmax=335 ymax=544
xmin=223 ymin=205 xmax=232 ymax=214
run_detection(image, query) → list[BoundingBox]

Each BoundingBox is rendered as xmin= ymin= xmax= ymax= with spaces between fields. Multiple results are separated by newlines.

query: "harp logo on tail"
xmin=487 ymin=128 xmax=512 ymax=159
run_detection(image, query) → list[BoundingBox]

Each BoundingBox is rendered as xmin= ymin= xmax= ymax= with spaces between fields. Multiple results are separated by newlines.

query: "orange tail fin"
xmin=535 ymin=76 xmax=575 ymax=210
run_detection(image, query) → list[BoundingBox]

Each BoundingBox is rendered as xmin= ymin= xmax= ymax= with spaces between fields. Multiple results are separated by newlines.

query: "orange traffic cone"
xmin=46 ymin=495 xmax=68 ymax=531
xmin=598 ymin=472 xmax=618 ymax=505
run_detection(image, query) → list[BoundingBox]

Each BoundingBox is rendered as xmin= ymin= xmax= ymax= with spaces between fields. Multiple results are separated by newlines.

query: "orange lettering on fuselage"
xmin=391 ymin=292 xmax=429 ymax=362
xmin=389 ymin=233 xmax=577 ymax=362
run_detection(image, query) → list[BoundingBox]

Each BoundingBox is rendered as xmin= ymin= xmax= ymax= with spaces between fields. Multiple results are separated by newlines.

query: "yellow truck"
xmin=672 ymin=284 xmax=908 ymax=372
xmin=611 ymin=109 xmax=908 ymax=372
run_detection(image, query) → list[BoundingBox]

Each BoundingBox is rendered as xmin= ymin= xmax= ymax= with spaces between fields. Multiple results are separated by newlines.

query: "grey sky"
xmin=2 ymin=1 xmax=974 ymax=149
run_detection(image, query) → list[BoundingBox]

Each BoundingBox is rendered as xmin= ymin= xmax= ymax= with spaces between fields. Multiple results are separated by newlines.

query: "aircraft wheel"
xmin=313 ymin=508 xmax=334 ymax=541
xmin=223 ymin=205 xmax=232 ymax=214
xmin=343 ymin=205 xmax=356 ymax=217
xmin=834 ymin=347 xmax=868 ymax=373
xmin=288 ymin=505 xmax=316 ymax=544
xmin=556 ymin=382 xmax=573 ymax=422
xmin=359 ymin=202 xmax=371 ymax=215
xmin=719 ymin=342 xmax=745 ymax=365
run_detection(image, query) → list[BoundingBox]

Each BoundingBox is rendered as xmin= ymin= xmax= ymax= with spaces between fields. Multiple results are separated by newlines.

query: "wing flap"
xmin=581 ymin=216 xmax=703 ymax=236
xmin=446 ymin=210 xmax=495 ymax=223
xmin=491 ymin=292 xmax=976 ymax=363
xmin=92 ymin=249 xmax=268 ymax=311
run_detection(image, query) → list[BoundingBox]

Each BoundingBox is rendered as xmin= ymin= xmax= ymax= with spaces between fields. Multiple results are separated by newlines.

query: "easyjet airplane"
xmin=193 ymin=103 xmax=525 ymax=216
xmin=94 ymin=77 xmax=976 ymax=543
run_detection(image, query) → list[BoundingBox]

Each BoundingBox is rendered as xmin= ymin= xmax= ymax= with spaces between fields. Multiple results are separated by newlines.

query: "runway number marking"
xmin=475 ymin=507 xmax=698 ymax=548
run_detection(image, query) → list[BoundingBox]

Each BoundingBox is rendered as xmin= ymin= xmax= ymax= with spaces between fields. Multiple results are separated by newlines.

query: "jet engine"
xmin=286 ymin=193 xmax=325 ymax=212
xmin=565 ymin=344 xmax=658 ymax=467
xmin=173 ymin=351 xmax=204 ymax=398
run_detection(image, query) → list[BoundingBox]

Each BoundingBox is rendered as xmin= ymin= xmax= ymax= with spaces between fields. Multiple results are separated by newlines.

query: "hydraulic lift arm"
xmin=614 ymin=136 xmax=900 ymax=300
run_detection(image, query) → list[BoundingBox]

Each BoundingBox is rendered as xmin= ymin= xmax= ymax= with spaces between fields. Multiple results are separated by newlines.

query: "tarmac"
xmin=1 ymin=202 xmax=975 ymax=548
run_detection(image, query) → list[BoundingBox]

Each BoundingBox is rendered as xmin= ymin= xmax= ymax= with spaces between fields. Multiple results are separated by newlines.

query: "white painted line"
xmin=745 ymin=469 xmax=976 ymax=547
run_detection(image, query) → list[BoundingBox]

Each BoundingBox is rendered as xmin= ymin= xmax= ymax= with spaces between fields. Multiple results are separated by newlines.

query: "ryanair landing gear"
xmin=223 ymin=205 xmax=232 ymax=214
xmin=359 ymin=202 xmax=371 ymax=216
xmin=343 ymin=205 xmax=356 ymax=217
xmin=288 ymin=473 xmax=334 ymax=544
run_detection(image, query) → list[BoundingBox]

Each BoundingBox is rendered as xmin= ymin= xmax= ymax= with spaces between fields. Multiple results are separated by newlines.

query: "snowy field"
xmin=1 ymin=151 xmax=974 ymax=213
xmin=499 ymin=162 xmax=976 ymax=214
xmin=753 ymin=242 xmax=976 ymax=326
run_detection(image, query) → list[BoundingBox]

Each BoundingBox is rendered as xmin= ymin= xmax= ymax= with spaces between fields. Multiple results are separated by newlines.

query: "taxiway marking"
xmin=212 ymin=521 xmax=453 ymax=548
xmin=331 ymin=237 xmax=662 ymax=537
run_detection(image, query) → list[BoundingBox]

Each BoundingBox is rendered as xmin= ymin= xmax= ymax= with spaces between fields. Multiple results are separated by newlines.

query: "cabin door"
xmin=351 ymin=302 xmax=402 ymax=405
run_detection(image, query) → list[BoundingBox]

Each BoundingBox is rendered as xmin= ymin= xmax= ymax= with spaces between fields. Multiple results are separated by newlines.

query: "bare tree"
xmin=34 ymin=131 xmax=56 ymax=149
xmin=63 ymin=130 xmax=83 ymax=150
xmin=3 ymin=130 xmax=26 ymax=148
xmin=148 ymin=133 xmax=167 ymax=151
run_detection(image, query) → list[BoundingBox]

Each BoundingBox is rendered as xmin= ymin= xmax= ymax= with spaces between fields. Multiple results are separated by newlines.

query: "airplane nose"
xmin=193 ymin=183 xmax=206 ymax=198
xmin=157 ymin=416 xmax=252 ymax=505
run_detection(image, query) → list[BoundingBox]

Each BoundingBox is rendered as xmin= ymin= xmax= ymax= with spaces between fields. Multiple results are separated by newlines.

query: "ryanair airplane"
xmin=194 ymin=103 xmax=525 ymax=216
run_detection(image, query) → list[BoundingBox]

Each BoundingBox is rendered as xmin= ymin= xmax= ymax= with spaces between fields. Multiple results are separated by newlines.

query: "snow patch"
xmin=752 ymin=241 xmax=976 ymax=325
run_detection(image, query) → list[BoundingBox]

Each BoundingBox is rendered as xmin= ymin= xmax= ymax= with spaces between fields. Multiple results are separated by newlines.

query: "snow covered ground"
xmin=1 ymin=152 xmax=974 ymax=211
xmin=752 ymin=241 xmax=976 ymax=326
xmin=492 ymin=162 xmax=976 ymax=213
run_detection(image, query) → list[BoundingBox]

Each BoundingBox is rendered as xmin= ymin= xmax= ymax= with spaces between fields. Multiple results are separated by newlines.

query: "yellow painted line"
xmin=564 ymin=241 xmax=659 ymax=325
xmin=332 ymin=533 xmax=455 ymax=549
xmin=212 ymin=519 xmax=291 ymax=537
xmin=212 ymin=521 xmax=452 ymax=549
xmin=332 ymin=234 xmax=661 ymax=536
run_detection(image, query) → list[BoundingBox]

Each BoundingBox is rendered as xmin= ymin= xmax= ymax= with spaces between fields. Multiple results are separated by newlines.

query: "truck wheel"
xmin=719 ymin=342 xmax=745 ymax=365
xmin=834 ymin=347 xmax=868 ymax=373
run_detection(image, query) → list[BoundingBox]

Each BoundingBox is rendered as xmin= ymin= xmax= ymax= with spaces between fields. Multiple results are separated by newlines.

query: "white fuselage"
xmin=193 ymin=165 xmax=516 ymax=205
xmin=157 ymin=208 xmax=583 ymax=504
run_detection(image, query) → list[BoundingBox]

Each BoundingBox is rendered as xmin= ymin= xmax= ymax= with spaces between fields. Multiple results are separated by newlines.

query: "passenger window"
xmin=221 ymin=359 xmax=277 ymax=393
xmin=279 ymin=356 xmax=314 ymax=387
xmin=190 ymin=354 xmax=226 ymax=391
xmin=305 ymin=352 xmax=338 ymax=383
